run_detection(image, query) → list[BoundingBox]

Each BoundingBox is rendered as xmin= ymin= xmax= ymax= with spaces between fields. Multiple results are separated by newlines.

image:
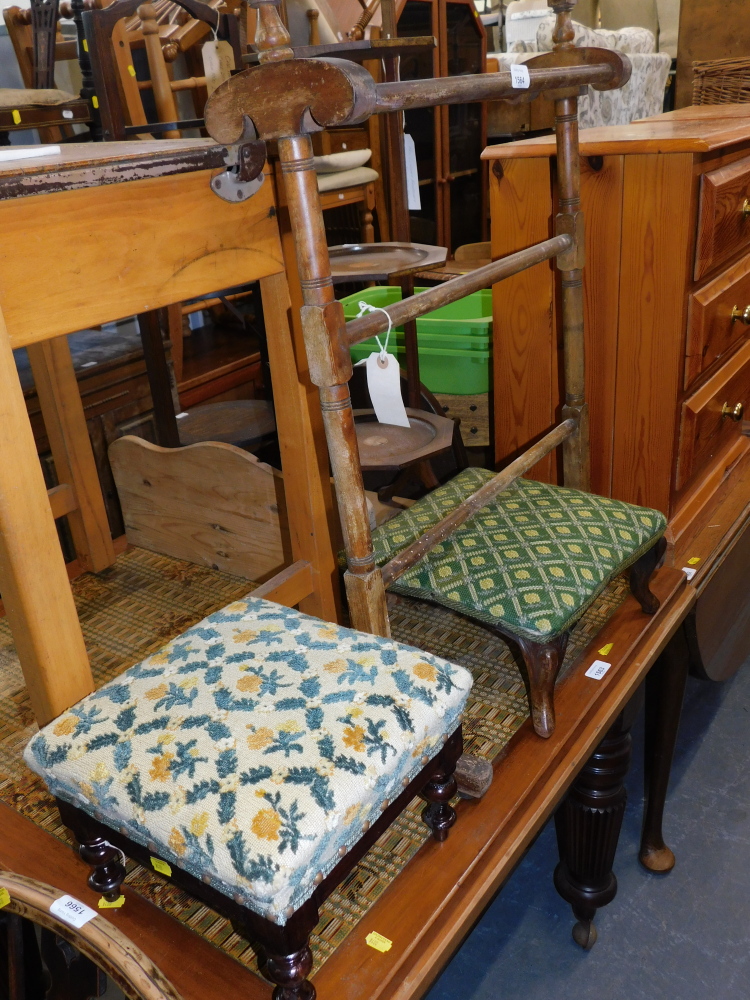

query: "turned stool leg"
xmin=79 ymin=835 xmax=126 ymax=902
xmin=640 ymin=625 xmax=690 ymax=872
xmin=553 ymin=707 xmax=635 ymax=948
xmin=422 ymin=727 xmax=462 ymax=841
xmin=515 ymin=633 xmax=569 ymax=739
xmin=265 ymin=944 xmax=315 ymax=1000
xmin=630 ymin=536 xmax=667 ymax=615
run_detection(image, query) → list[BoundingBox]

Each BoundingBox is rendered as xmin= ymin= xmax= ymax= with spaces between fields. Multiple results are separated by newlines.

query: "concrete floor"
xmin=426 ymin=655 xmax=750 ymax=1000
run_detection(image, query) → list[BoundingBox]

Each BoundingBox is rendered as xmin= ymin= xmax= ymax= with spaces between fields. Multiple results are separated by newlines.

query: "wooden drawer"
xmin=686 ymin=253 xmax=750 ymax=387
xmin=695 ymin=156 xmax=750 ymax=280
xmin=677 ymin=339 xmax=750 ymax=489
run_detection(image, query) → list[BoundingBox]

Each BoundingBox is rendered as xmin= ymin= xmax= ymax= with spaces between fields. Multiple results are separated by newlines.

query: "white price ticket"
xmin=511 ymin=64 xmax=530 ymax=89
xmin=585 ymin=659 xmax=612 ymax=680
xmin=49 ymin=894 xmax=97 ymax=929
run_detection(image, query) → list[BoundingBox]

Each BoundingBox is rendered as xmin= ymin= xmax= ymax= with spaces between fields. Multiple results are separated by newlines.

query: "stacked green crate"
xmin=341 ymin=286 xmax=492 ymax=394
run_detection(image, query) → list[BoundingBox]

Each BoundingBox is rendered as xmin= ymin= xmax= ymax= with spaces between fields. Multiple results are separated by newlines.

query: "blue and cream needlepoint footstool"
xmin=372 ymin=468 xmax=668 ymax=738
xmin=24 ymin=597 xmax=473 ymax=1000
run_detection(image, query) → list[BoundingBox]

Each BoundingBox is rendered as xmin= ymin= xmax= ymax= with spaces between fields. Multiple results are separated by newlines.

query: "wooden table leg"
xmin=0 ymin=310 xmax=94 ymax=724
xmin=640 ymin=623 xmax=690 ymax=872
xmin=138 ymin=309 xmax=181 ymax=448
xmin=259 ymin=267 xmax=341 ymax=623
xmin=553 ymin=698 xmax=640 ymax=949
xmin=26 ymin=335 xmax=116 ymax=574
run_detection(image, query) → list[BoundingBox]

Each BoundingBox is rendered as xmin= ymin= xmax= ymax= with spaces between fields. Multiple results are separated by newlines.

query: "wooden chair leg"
xmin=515 ymin=632 xmax=569 ymax=738
xmin=629 ymin=536 xmax=667 ymax=615
xmin=421 ymin=727 xmax=462 ymax=840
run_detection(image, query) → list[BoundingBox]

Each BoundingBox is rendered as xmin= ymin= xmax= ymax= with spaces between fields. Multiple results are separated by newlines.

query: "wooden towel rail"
xmin=204 ymin=0 xmax=631 ymax=639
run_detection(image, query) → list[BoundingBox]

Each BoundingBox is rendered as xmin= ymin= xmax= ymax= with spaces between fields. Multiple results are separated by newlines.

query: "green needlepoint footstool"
xmin=24 ymin=597 xmax=473 ymax=1000
xmin=373 ymin=468 xmax=667 ymax=738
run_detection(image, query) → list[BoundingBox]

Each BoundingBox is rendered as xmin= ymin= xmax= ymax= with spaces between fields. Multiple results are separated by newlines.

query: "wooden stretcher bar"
xmin=345 ymin=234 xmax=572 ymax=346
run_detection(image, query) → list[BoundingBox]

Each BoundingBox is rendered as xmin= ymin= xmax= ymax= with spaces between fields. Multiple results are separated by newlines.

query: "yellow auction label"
xmin=128 ymin=64 xmax=136 ymax=77
xmin=98 ymin=895 xmax=125 ymax=909
xmin=687 ymin=557 xmax=701 ymax=565
xmin=598 ymin=643 xmax=613 ymax=656
xmin=150 ymin=857 xmax=172 ymax=876
xmin=0 ymin=887 xmax=10 ymax=909
xmin=82 ymin=38 xmax=88 ymax=51
xmin=11 ymin=110 xmax=21 ymax=125
xmin=92 ymin=95 xmax=99 ymax=109
xmin=366 ymin=931 xmax=393 ymax=953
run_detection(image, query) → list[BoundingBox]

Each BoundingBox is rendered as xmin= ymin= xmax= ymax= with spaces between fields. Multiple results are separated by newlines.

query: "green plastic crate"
xmin=341 ymin=286 xmax=492 ymax=394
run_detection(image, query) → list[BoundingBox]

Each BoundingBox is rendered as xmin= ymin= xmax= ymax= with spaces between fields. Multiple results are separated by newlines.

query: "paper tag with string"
xmin=355 ymin=302 xmax=410 ymax=428
xmin=202 ymin=29 xmax=235 ymax=97
xmin=403 ymin=133 xmax=421 ymax=211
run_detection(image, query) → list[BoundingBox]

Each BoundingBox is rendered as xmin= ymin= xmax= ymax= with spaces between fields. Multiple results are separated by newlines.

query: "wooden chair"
xmin=0 ymin=0 xmax=91 ymax=140
xmin=82 ymin=0 xmax=242 ymax=141
xmin=0 ymin=870 xmax=183 ymax=1000
xmin=201 ymin=0 xmax=666 ymax=740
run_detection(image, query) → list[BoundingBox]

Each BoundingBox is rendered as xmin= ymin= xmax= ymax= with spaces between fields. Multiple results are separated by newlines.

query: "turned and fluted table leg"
xmin=553 ymin=704 xmax=637 ymax=949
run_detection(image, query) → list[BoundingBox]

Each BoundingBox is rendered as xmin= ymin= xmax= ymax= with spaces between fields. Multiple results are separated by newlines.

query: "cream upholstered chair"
xmin=499 ymin=17 xmax=671 ymax=125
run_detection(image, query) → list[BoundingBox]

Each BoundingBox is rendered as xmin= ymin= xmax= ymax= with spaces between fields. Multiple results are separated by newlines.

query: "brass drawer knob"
xmin=743 ymin=198 xmax=750 ymax=218
xmin=722 ymin=402 xmax=744 ymax=421
xmin=731 ymin=305 xmax=750 ymax=324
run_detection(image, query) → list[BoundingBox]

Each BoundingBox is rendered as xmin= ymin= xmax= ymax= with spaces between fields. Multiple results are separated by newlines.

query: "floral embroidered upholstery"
xmin=23 ymin=598 xmax=472 ymax=924
xmin=372 ymin=469 xmax=666 ymax=643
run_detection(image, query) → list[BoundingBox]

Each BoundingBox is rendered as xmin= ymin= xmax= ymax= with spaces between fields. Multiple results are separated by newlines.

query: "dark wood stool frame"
xmin=63 ymin=727 xmax=463 ymax=1000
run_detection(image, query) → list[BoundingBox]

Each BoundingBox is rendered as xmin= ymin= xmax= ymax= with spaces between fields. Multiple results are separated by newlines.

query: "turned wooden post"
xmin=551 ymin=0 xmax=590 ymax=492
xmin=250 ymin=0 xmax=389 ymax=637
xmin=306 ymin=7 xmax=319 ymax=45
xmin=138 ymin=1 xmax=180 ymax=138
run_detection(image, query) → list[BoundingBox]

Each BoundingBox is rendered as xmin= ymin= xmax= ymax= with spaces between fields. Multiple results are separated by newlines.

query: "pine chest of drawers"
xmin=483 ymin=106 xmax=750 ymax=520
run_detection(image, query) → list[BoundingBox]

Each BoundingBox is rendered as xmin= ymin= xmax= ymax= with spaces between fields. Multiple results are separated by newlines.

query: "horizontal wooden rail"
xmin=381 ymin=419 xmax=577 ymax=586
xmin=252 ymin=559 xmax=314 ymax=607
xmin=47 ymin=483 xmax=77 ymax=521
xmin=345 ymin=235 xmax=572 ymax=347
xmin=374 ymin=63 xmax=615 ymax=113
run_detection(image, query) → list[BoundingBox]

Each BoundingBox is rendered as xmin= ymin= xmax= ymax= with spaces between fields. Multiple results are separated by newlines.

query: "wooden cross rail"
xmin=345 ymin=235 xmax=572 ymax=346
xmin=381 ymin=419 xmax=577 ymax=586
xmin=373 ymin=62 xmax=619 ymax=112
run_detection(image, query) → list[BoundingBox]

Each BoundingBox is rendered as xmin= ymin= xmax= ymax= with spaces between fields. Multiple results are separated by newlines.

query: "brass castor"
xmin=572 ymin=919 xmax=597 ymax=950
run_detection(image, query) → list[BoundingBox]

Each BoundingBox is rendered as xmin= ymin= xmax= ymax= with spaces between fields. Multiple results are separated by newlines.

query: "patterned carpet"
xmin=0 ymin=547 xmax=628 ymax=977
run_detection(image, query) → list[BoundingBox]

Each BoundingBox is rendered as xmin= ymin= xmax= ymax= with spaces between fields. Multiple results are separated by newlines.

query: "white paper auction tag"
xmin=365 ymin=352 xmax=410 ymax=427
xmin=49 ymin=894 xmax=97 ymax=929
xmin=682 ymin=566 xmax=697 ymax=581
xmin=403 ymin=133 xmax=421 ymax=212
xmin=202 ymin=39 xmax=235 ymax=96
xmin=585 ymin=659 xmax=611 ymax=680
xmin=511 ymin=64 xmax=530 ymax=89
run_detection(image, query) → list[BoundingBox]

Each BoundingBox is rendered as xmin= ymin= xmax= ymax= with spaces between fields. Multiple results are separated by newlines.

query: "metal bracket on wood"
xmin=210 ymin=140 xmax=267 ymax=203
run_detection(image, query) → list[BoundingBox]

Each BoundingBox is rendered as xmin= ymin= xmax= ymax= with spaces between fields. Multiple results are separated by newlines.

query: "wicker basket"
xmin=692 ymin=57 xmax=750 ymax=105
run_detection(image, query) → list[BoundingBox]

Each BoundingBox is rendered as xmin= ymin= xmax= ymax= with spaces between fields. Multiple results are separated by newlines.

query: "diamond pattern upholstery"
xmin=372 ymin=469 xmax=667 ymax=642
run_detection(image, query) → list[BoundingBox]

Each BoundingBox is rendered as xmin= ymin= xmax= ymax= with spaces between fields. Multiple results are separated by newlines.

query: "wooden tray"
xmin=329 ymin=243 xmax=447 ymax=282
xmin=354 ymin=407 xmax=454 ymax=470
